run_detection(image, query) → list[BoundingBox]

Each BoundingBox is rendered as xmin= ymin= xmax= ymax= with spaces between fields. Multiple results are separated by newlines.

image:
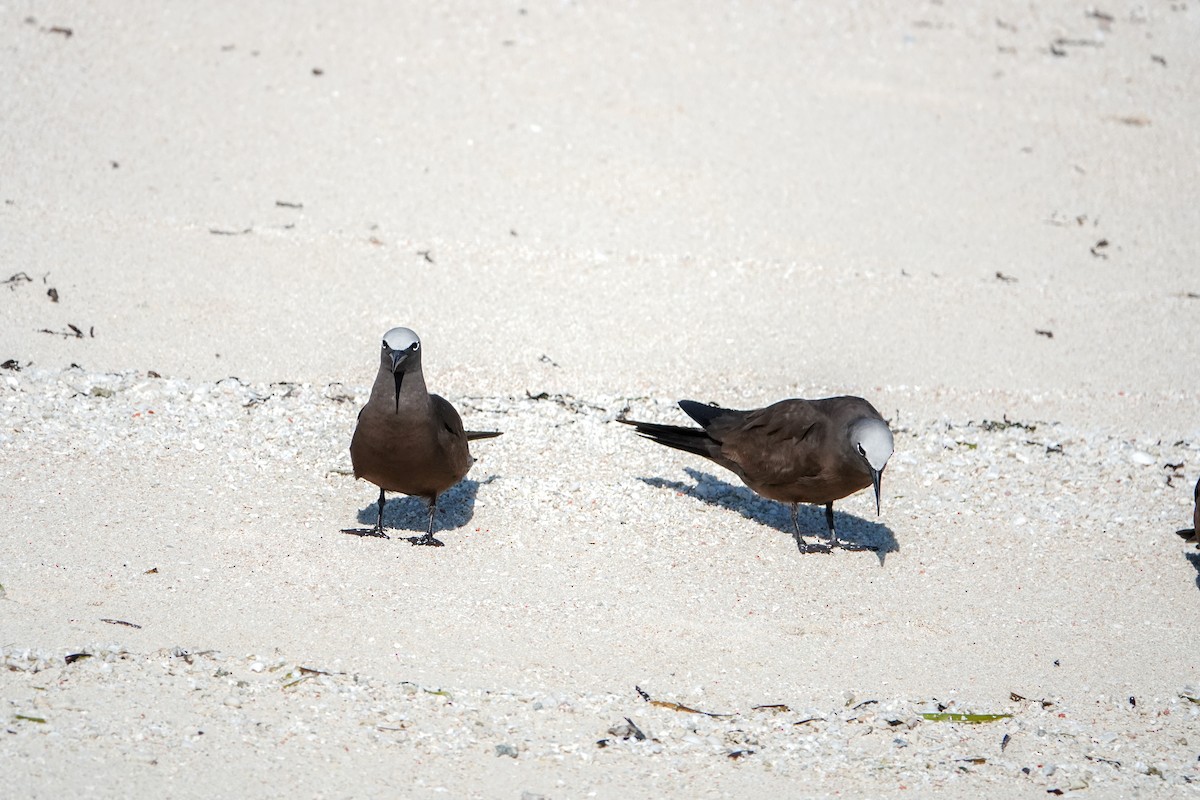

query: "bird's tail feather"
xmin=677 ymin=399 xmax=727 ymax=428
xmin=619 ymin=418 xmax=713 ymax=460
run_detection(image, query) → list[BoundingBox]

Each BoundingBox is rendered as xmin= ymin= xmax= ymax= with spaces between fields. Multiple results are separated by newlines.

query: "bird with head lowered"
xmin=622 ymin=395 xmax=893 ymax=553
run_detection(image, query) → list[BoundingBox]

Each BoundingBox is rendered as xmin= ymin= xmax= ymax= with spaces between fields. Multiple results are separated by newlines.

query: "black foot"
xmin=405 ymin=533 xmax=445 ymax=547
xmin=341 ymin=526 xmax=390 ymax=539
xmin=795 ymin=541 xmax=833 ymax=555
xmin=833 ymin=540 xmax=878 ymax=552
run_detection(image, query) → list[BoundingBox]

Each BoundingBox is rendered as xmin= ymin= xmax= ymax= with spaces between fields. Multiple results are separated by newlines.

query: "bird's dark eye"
xmin=410 ymin=342 xmax=419 ymax=351
xmin=857 ymin=444 xmax=866 ymax=456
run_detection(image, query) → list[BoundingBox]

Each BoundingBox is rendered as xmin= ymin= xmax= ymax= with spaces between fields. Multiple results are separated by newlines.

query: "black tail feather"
xmin=677 ymin=399 xmax=727 ymax=428
xmin=619 ymin=418 xmax=714 ymax=460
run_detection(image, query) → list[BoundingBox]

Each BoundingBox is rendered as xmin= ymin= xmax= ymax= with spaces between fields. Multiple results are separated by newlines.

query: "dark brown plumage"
xmin=348 ymin=327 xmax=500 ymax=545
xmin=623 ymin=397 xmax=894 ymax=553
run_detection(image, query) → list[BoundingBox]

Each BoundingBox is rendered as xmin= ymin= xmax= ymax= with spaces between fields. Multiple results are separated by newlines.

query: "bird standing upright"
xmin=622 ymin=396 xmax=893 ymax=553
xmin=348 ymin=327 xmax=500 ymax=545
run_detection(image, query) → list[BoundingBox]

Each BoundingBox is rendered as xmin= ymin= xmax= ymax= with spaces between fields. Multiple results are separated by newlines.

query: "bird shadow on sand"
xmin=1184 ymin=549 xmax=1200 ymax=592
xmin=345 ymin=476 xmax=499 ymax=544
xmin=639 ymin=467 xmax=898 ymax=565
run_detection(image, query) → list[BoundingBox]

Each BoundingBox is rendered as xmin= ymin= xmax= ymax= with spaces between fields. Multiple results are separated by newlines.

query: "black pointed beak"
xmin=872 ymin=467 xmax=884 ymax=516
xmin=389 ymin=351 xmax=409 ymax=413
xmin=389 ymin=350 xmax=409 ymax=373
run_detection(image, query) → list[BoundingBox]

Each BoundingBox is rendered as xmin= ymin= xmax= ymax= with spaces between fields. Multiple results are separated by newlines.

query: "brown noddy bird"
xmin=1175 ymin=475 xmax=1200 ymax=547
xmin=348 ymin=327 xmax=500 ymax=546
xmin=622 ymin=397 xmax=894 ymax=553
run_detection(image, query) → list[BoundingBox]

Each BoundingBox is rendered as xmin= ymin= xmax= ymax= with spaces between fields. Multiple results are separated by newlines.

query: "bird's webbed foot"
xmin=405 ymin=533 xmax=445 ymax=547
xmin=792 ymin=533 xmax=833 ymax=555
xmin=341 ymin=525 xmax=391 ymax=539
xmin=833 ymin=539 xmax=877 ymax=552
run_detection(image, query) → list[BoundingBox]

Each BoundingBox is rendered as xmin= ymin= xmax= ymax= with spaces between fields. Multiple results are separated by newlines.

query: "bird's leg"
xmin=366 ymin=488 xmax=390 ymax=538
xmin=340 ymin=488 xmax=391 ymax=538
xmin=826 ymin=502 xmax=875 ymax=552
xmin=792 ymin=502 xmax=832 ymax=555
xmin=789 ymin=504 xmax=804 ymax=548
xmin=407 ymin=495 xmax=445 ymax=547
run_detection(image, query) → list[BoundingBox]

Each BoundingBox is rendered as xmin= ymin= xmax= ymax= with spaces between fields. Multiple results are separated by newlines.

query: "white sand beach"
xmin=3 ymin=2 xmax=1199 ymax=796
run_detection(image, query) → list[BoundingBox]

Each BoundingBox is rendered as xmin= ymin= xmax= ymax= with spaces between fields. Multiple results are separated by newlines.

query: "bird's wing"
xmin=711 ymin=401 xmax=830 ymax=484
xmin=431 ymin=394 xmax=467 ymax=439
